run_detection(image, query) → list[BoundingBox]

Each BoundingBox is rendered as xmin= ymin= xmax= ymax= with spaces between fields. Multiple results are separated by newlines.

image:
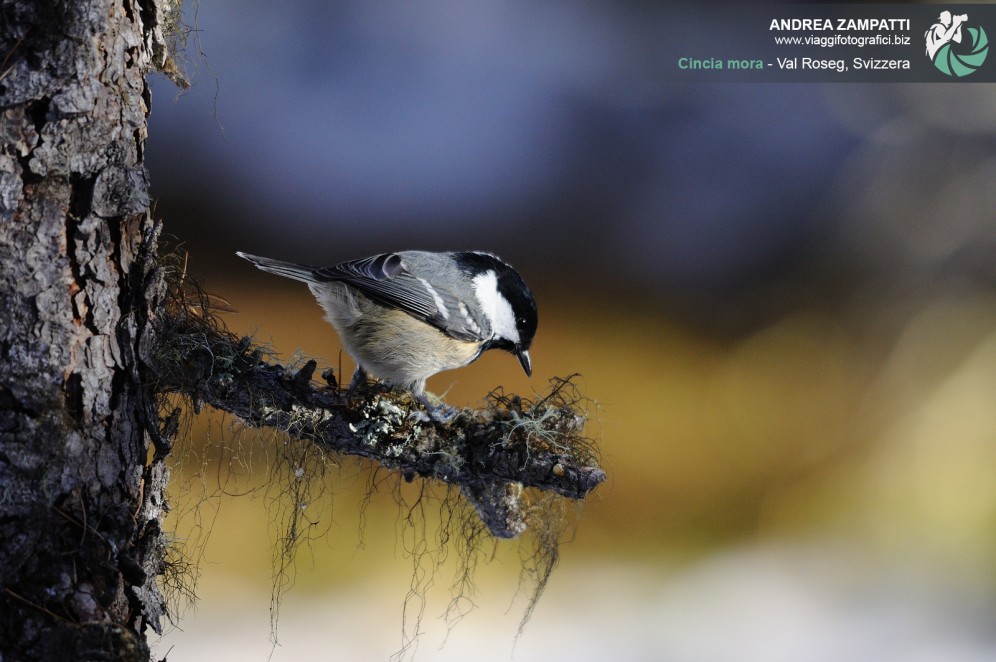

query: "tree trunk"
xmin=1 ymin=0 xmax=168 ymax=659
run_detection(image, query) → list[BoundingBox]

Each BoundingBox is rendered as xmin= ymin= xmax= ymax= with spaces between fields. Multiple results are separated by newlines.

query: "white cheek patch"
xmin=472 ymin=270 xmax=519 ymax=344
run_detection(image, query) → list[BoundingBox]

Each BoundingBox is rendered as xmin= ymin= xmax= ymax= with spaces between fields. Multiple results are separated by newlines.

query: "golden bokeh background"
xmin=152 ymin=277 xmax=996 ymax=660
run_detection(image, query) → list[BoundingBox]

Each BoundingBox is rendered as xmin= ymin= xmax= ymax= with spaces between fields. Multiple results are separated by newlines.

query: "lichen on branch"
xmin=151 ymin=259 xmax=605 ymax=539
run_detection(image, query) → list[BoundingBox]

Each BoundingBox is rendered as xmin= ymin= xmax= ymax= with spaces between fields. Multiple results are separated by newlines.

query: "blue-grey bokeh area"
xmin=147 ymin=1 xmax=878 ymax=308
xmin=147 ymin=1 xmax=996 ymax=661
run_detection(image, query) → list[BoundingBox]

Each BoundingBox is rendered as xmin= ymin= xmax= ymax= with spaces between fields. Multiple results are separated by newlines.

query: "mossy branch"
xmin=151 ymin=268 xmax=605 ymax=538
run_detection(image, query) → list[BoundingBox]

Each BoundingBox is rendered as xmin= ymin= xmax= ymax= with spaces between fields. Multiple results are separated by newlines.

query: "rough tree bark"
xmin=0 ymin=0 xmax=171 ymax=659
xmin=1 ymin=1 xmax=604 ymax=659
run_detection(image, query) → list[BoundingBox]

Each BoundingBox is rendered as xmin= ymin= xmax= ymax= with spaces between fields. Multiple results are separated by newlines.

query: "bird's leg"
xmin=348 ymin=365 xmax=369 ymax=392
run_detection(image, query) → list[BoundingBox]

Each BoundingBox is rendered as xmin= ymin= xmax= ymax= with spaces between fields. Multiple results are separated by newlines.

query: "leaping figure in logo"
xmin=925 ymin=11 xmax=968 ymax=61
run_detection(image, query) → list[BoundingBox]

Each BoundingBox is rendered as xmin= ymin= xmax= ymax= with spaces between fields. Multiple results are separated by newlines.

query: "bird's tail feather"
xmin=236 ymin=251 xmax=320 ymax=284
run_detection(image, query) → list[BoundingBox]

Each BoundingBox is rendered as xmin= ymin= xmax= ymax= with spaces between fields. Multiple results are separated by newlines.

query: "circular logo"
xmin=926 ymin=14 xmax=989 ymax=77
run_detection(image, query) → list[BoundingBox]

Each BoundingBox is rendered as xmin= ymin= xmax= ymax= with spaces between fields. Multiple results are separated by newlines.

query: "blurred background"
xmin=148 ymin=1 xmax=996 ymax=660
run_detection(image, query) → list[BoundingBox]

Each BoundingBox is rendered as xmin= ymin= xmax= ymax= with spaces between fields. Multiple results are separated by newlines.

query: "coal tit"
xmin=236 ymin=250 xmax=538 ymax=403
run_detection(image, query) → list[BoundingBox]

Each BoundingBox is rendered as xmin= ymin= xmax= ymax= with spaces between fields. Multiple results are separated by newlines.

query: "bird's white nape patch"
xmin=472 ymin=270 xmax=519 ymax=343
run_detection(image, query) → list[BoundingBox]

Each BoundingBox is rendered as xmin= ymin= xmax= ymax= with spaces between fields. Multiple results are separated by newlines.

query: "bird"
xmin=236 ymin=250 xmax=537 ymax=415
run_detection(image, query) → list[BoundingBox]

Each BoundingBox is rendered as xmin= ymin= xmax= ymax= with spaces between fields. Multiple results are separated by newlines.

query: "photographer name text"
xmin=769 ymin=18 xmax=911 ymax=31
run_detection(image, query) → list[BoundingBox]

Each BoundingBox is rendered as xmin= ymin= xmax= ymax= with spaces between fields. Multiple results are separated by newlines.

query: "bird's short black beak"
xmin=516 ymin=348 xmax=532 ymax=377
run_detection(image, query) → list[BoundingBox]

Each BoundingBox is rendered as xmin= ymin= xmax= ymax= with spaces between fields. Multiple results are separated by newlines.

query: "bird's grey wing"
xmin=313 ymin=253 xmax=485 ymax=342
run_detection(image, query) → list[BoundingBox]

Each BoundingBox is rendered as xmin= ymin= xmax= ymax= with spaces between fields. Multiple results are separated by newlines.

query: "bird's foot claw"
xmin=349 ymin=367 xmax=392 ymax=396
xmin=410 ymin=395 xmax=460 ymax=424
